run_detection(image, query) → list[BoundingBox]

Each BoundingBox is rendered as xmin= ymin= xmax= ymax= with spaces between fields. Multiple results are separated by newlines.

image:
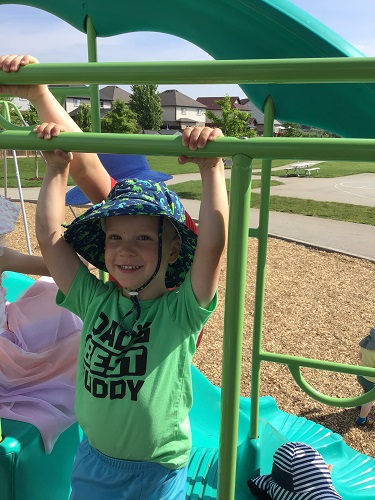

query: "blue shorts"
xmin=70 ymin=437 xmax=188 ymax=500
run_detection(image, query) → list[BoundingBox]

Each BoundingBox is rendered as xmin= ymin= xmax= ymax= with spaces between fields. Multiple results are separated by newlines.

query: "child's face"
xmin=104 ymin=215 xmax=180 ymax=297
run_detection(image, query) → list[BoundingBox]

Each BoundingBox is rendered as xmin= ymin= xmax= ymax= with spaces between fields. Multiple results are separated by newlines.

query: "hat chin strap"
xmin=120 ymin=217 xmax=164 ymax=346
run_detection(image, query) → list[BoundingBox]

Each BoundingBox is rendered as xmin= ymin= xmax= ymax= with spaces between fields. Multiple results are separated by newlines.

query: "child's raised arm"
xmin=35 ymin=124 xmax=81 ymax=295
xmin=178 ymin=127 xmax=228 ymax=308
xmin=0 ymin=248 xmax=50 ymax=276
xmin=0 ymin=54 xmax=112 ymax=204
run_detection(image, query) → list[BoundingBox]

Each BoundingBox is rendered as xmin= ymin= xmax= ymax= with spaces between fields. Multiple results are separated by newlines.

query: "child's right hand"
xmin=35 ymin=122 xmax=73 ymax=171
xmin=0 ymin=54 xmax=47 ymax=101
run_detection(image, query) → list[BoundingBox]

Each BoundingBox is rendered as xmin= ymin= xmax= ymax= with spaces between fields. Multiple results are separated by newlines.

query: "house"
xmin=159 ymin=90 xmax=206 ymax=130
xmin=67 ymin=85 xmax=131 ymax=118
xmin=196 ymin=96 xmax=282 ymax=135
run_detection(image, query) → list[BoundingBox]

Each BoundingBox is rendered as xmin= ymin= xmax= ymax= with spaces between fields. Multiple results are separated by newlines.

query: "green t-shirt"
xmin=57 ymin=264 xmax=216 ymax=468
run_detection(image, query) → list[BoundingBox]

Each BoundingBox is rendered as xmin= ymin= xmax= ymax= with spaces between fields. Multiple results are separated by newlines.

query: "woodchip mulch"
xmin=10 ymin=202 xmax=375 ymax=459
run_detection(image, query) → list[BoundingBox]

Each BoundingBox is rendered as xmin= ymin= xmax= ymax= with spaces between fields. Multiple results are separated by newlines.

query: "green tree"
xmin=282 ymin=122 xmax=302 ymax=137
xmin=205 ymin=95 xmax=255 ymax=138
xmin=129 ymin=84 xmax=163 ymax=132
xmin=101 ymin=99 xmax=138 ymax=133
xmin=74 ymin=102 xmax=92 ymax=132
xmin=23 ymin=104 xmax=40 ymax=126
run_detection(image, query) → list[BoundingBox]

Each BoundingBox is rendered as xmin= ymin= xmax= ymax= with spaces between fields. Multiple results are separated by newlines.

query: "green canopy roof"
xmin=2 ymin=0 xmax=374 ymax=137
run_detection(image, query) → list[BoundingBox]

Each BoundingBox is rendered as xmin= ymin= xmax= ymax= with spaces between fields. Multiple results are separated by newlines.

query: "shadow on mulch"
xmin=300 ymin=407 xmax=374 ymax=435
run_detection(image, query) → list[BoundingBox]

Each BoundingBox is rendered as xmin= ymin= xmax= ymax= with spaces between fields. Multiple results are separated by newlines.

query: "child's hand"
xmin=178 ymin=126 xmax=224 ymax=170
xmin=35 ymin=122 xmax=73 ymax=171
xmin=0 ymin=54 xmax=47 ymax=101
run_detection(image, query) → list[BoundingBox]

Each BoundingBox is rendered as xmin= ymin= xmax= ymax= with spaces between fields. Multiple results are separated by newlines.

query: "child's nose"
xmin=120 ymin=241 xmax=137 ymax=256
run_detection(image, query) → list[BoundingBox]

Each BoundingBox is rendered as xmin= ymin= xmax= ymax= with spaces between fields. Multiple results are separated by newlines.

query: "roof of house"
xmin=196 ymin=96 xmax=248 ymax=111
xmin=99 ymin=85 xmax=131 ymax=103
xmin=160 ymin=89 xmax=206 ymax=108
xmin=197 ymin=96 xmax=281 ymax=126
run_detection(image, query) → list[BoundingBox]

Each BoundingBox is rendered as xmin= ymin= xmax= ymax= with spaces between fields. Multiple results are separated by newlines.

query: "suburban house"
xmin=196 ymin=96 xmax=283 ymax=135
xmin=159 ymin=89 xmax=207 ymax=130
xmin=12 ymin=85 xmax=282 ymax=135
xmin=66 ymin=85 xmax=131 ymax=118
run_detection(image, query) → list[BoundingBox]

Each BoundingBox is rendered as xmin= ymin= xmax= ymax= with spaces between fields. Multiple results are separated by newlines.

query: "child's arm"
xmin=35 ymin=123 xmax=82 ymax=295
xmin=179 ymin=127 xmax=228 ymax=308
xmin=0 ymin=248 xmax=50 ymax=276
xmin=0 ymin=54 xmax=112 ymax=204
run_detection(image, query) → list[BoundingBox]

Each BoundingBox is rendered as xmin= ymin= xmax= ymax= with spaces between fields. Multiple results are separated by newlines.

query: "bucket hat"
xmin=359 ymin=327 xmax=375 ymax=350
xmin=0 ymin=196 xmax=20 ymax=234
xmin=64 ymin=179 xmax=197 ymax=288
xmin=248 ymin=442 xmax=342 ymax=499
xmin=65 ymin=154 xmax=172 ymax=206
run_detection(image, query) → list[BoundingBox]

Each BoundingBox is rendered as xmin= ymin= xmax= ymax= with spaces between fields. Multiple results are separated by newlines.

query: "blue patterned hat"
xmin=64 ymin=179 xmax=197 ymax=288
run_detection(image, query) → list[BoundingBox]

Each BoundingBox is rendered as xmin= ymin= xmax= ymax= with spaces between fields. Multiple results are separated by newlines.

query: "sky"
xmin=0 ymin=1 xmax=374 ymax=99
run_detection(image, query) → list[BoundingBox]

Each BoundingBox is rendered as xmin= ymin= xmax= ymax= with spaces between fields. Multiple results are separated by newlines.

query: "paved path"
xmin=4 ymin=169 xmax=375 ymax=262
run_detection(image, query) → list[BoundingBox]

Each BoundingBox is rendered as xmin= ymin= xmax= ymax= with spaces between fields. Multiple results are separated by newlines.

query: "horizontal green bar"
xmin=0 ymin=58 xmax=374 ymax=86
xmin=261 ymin=351 xmax=375 ymax=377
xmin=1 ymin=132 xmax=375 ymax=162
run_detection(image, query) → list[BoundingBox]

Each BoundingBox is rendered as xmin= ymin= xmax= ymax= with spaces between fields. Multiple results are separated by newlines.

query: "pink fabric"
xmin=0 ymin=277 xmax=82 ymax=453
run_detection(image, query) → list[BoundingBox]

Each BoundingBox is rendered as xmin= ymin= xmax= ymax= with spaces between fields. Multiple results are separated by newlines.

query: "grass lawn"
xmin=1 ymin=155 xmax=374 ymax=225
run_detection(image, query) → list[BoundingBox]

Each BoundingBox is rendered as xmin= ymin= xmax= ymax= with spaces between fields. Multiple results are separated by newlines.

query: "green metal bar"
xmin=0 ymin=57 xmax=375 ymax=85
xmin=86 ymin=17 xmax=101 ymax=133
xmin=86 ymin=17 xmax=107 ymax=283
xmin=250 ymin=96 xmax=275 ymax=443
xmin=261 ymin=351 xmax=375 ymax=376
xmin=218 ymin=154 xmax=252 ymax=500
xmin=289 ymin=366 xmax=375 ymax=407
xmin=2 ymin=131 xmax=375 ymax=161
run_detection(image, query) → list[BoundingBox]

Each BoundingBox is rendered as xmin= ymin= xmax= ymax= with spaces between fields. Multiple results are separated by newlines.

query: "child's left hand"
xmin=178 ymin=126 xmax=223 ymax=170
xmin=34 ymin=122 xmax=73 ymax=170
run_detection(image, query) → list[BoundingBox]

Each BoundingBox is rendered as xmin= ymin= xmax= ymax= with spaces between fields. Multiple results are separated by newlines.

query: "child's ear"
xmin=168 ymin=239 xmax=181 ymax=264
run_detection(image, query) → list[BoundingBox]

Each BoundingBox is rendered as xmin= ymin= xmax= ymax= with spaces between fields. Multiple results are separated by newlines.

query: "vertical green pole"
xmin=86 ymin=17 xmax=101 ymax=133
xmin=218 ymin=153 xmax=252 ymax=500
xmin=86 ymin=17 xmax=108 ymax=282
xmin=248 ymin=96 xmax=275 ymax=474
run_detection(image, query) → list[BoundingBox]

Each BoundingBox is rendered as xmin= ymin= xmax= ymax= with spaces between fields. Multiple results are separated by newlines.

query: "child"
xmin=34 ymin=123 xmax=228 ymax=499
xmin=356 ymin=326 xmax=375 ymax=427
xmin=0 ymin=195 xmax=82 ymax=453
xmin=248 ymin=441 xmax=342 ymax=499
xmin=0 ymin=53 xmax=205 ymax=346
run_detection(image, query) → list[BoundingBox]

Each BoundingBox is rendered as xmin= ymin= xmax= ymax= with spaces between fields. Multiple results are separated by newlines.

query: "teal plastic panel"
xmin=0 ymin=419 xmax=80 ymax=500
xmin=1 ymin=0 xmax=375 ymax=136
xmin=2 ymin=271 xmax=35 ymax=302
xmin=189 ymin=365 xmax=375 ymax=500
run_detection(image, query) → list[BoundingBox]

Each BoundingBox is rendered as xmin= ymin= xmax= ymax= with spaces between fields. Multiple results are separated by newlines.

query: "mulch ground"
xmin=11 ymin=202 xmax=375 ymax=459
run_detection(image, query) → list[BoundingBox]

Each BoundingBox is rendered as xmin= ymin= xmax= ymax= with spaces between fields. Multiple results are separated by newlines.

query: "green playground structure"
xmin=1 ymin=1 xmax=375 ymax=499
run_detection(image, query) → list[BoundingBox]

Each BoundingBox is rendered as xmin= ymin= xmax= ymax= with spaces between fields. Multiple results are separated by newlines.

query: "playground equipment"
xmin=1 ymin=1 xmax=375 ymax=499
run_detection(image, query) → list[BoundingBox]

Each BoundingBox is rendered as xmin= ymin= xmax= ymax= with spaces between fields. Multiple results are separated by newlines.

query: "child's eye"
xmin=107 ymin=234 xmax=121 ymax=241
xmin=138 ymin=235 xmax=151 ymax=241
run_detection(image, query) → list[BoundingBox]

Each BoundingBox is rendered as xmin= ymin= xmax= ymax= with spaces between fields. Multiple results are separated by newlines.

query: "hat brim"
xmin=248 ymin=474 xmax=342 ymax=500
xmin=64 ymin=182 xmax=196 ymax=288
